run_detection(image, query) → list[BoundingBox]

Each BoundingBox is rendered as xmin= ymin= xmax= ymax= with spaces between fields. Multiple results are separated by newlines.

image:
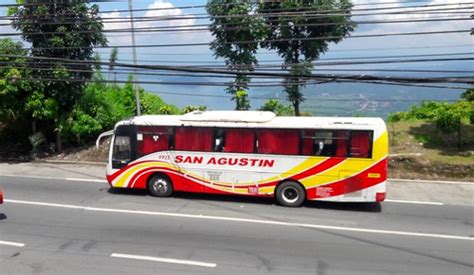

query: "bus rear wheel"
xmin=148 ymin=174 xmax=173 ymax=197
xmin=276 ymin=181 xmax=305 ymax=207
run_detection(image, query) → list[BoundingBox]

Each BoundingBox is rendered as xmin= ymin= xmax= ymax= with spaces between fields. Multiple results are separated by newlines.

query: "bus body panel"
xmin=106 ymin=111 xmax=388 ymax=203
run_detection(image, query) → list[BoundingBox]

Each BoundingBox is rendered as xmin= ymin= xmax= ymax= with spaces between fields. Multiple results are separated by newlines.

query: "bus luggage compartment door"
xmin=338 ymin=170 xmax=367 ymax=201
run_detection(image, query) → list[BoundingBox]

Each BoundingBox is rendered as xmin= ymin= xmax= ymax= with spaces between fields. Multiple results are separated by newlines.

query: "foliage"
xmin=435 ymin=110 xmax=461 ymax=134
xmin=259 ymin=99 xmax=293 ymax=116
xmin=387 ymin=101 xmax=473 ymax=124
xmin=8 ymin=0 xmax=107 ymax=149
xmin=387 ymin=100 xmax=474 ymax=150
xmin=108 ymin=47 xmax=118 ymax=82
xmin=461 ymin=87 xmax=474 ymax=102
xmin=258 ymin=0 xmax=355 ymax=116
xmin=182 ymin=105 xmax=207 ymax=114
xmin=207 ymin=1 xmax=265 ymax=109
xmin=0 ymin=38 xmax=33 ymax=123
xmin=235 ymin=90 xmax=250 ymax=110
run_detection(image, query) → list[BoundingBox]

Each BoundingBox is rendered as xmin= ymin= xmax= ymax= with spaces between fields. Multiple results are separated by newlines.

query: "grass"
xmin=387 ymin=121 xmax=474 ymax=181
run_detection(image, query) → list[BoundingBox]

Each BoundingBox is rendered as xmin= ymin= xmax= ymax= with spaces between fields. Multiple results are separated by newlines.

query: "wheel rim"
xmin=281 ymin=186 xmax=299 ymax=204
xmin=152 ymin=178 xmax=168 ymax=194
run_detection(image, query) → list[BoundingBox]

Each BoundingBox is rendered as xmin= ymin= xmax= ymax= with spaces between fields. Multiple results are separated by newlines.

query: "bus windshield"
xmin=112 ymin=136 xmax=131 ymax=168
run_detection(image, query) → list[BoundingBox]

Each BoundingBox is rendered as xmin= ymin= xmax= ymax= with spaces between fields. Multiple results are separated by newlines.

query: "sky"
xmin=0 ymin=0 xmax=472 ymax=115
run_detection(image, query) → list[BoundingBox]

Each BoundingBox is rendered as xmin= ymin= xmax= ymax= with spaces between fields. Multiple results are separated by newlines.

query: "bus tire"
xmin=275 ymin=181 xmax=306 ymax=207
xmin=147 ymin=173 xmax=173 ymax=197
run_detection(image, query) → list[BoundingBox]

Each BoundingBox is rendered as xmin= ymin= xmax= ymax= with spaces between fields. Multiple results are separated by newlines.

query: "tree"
xmin=259 ymin=99 xmax=293 ymax=116
xmin=235 ymin=90 xmax=250 ymax=110
xmin=182 ymin=105 xmax=207 ymax=114
xmin=0 ymin=38 xmax=30 ymax=124
xmin=259 ymin=0 xmax=355 ymax=116
xmin=9 ymin=0 xmax=107 ymax=151
xmin=207 ymin=1 xmax=265 ymax=110
xmin=108 ymin=47 xmax=118 ymax=83
xmin=461 ymin=87 xmax=474 ymax=101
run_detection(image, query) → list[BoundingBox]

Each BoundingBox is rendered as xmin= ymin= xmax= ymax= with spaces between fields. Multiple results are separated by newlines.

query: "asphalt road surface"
xmin=0 ymin=171 xmax=473 ymax=274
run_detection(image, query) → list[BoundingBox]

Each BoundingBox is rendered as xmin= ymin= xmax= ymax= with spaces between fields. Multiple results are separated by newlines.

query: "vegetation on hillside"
xmin=387 ymin=92 xmax=474 ymax=151
xmin=0 ymin=37 xmax=180 ymax=153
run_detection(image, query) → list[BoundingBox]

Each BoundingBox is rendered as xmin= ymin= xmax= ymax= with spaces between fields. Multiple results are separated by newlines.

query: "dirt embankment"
xmin=389 ymin=156 xmax=473 ymax=182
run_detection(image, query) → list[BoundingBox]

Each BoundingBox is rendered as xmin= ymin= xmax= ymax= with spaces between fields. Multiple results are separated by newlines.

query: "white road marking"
xmin=5 ymin=199 xmax=473 ymax=241
xmin=0 ymin=174 xmax=107 ymax=183
xmin=385 ymin=199 xmax=444 ymax=206
xmin=111 ymin=253 xmax=217 ymax=268
xmin=0 ymin=240 xmax=25 ymax=247
xmin=65 ymin=178 xmax=107 ymax=183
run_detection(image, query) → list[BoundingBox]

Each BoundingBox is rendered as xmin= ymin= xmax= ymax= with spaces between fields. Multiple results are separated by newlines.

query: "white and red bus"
xmin=106 ymin=111 xmax=388 ymax=207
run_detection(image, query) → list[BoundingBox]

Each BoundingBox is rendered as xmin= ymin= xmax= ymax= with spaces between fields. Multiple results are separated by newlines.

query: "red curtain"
xmin=223 ymin=129 xmax=254 ymax=153
xmin=175 ymin=127 xmax=212 ymax=152
xmin=137 ymin=127 xmax=169 ymax=156
xmin=335 ymin=131 xmax=349 ymax=157
xmin=351 ymin=131 xmax=370 ymax=158
xmin=258 ymin=129 xmax=299 ymax=155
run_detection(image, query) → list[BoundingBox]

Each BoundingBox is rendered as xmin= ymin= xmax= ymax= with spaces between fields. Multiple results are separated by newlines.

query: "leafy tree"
xmin=235 ymin=90 xmax=250 ymax=110
xmin=0 ymin=39 xmax=31 ymax=124
xmin=259 ymin=0 xmax=355 ymax=116
xmin=159 ymin=105 xmax=173 ymax=115
xmin=182 ymin=105 xmax=207 ymax=114
xmin=108 ymin=47 xmax=118 ymax=83
xmin=461 ymin=87 xmax=474 ymax=101
xmin=9 ymin=0 xmax=107 ymax=151
xmin=207 ymin=1 xmax=265 ymax=110
xmin=259 ymin=99 xmax=293 ymax=116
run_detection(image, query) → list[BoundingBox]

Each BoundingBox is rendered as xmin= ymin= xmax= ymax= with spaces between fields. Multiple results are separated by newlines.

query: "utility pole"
xmin=128 ymin=0 xmax=141 ymax=116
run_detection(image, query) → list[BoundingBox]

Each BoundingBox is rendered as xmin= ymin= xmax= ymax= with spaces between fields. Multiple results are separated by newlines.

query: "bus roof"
xmin=115 ymin=111 xmax=386 ymax=130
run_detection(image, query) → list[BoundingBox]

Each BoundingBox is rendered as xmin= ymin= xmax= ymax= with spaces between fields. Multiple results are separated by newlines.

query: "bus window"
xmin=350 ymin=131 xmax=372 ymax=158
xmin=257 ymin=129 xmax=299 ymax=155
xmin=302 ymin=130 xmax=349 ymax=157
xmin=137 ymin=126 xmax=172 ymax=156
xmin=112 ymin=136 xmax=131 ymax=169
xmin=175 ymin=127 xmax=213 ymax=152
xmin=222 ymin=128 xmax=254 ymax=153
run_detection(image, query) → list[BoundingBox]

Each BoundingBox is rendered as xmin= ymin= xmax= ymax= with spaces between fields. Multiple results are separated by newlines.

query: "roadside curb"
xmin=33 ymin=159 xmax=106 ymax=166
xmin=388 ymin=178 xmax=474 ymax=185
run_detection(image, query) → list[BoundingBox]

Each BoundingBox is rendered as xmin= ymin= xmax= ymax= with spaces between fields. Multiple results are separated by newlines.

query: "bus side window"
xmin=175 ymin=127 xmax=213 ymax=152
xmin=137 ymin=126 xmax=172 ymax=156
xmin=302 ymin=130 xmax=349 ymax=157
xmin=257 ymin=129 xmax=299 ymax=155
xmin=223 ymin=128 xmax=254 ymax=153
xmin=350 ymin=131 xmax=372 ymax=158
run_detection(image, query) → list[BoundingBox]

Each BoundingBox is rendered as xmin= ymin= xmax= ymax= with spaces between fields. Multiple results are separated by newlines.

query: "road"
xmin=0 ymin=164 xmax=473 ymax=274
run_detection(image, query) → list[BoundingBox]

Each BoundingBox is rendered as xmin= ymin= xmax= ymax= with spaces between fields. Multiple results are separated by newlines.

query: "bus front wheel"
xmin=276 ymin=181 xmax=306 ymax=207
xmin=148 ymin=174 xmax=173 ymax=197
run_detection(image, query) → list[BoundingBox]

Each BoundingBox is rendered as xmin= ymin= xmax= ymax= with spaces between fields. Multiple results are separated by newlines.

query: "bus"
xmin=105 ymin=111 xmax=388 ymax=207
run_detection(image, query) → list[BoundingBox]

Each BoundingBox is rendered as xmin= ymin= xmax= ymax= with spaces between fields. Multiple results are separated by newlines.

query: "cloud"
xmin=101 ymin=0 xmax=211 ymax=48
xmin=327 ymin=0 xmax=473 ymax=53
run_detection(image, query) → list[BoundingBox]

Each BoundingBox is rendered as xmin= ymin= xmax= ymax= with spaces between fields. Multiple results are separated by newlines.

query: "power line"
xmin=3 ymin=5 xmax=472 ymax=26
xmin=94 ymin=43 xmax=473 ymax=56
xmin=3 ymin=1 xmax=468 ymax=17
xmin=0 ymin=0 xmax=432 ymax=9
xmin=2 ymin=16 xmax=471 ymax=37
xmin=17 ymin=29 xmax=472 ymax=51
xmin=111 ymin=52 xmax=474 ymax=65
xmin=2 ymin=64 xmax=472 ymax=81
xmin=2 ymin=75 xmax=468 ymax=91
xmin=1 ymin=54 xmax=472 ymax=85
